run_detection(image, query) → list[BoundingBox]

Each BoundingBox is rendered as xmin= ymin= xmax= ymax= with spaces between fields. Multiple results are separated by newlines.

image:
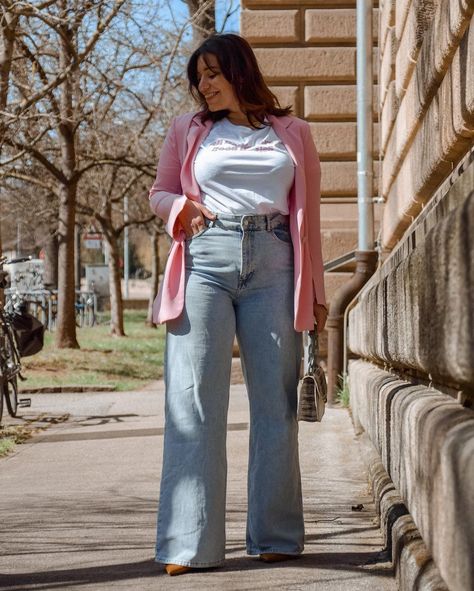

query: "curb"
xmin=357 ymin=433 xmax=448 ymax=591
xmin=19 ymin=385 xmax=116 ymax=394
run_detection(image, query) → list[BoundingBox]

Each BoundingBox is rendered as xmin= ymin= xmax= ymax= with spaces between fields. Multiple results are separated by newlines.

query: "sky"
xmin=164 ymin=0 xmax=241 ymax=34
xmin=215 ymin=0 xmax=240 ymax=32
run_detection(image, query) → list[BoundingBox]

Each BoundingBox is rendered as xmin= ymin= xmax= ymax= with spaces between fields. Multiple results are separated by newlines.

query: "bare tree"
xmin=1 ymin=0 xmax=127 ymax=347
xmin=76 ymin=161 xmax=155 ymax=335
xmin=2 ymin=0 xmax=233 ymax=339
xmin=183 ymin=0 xmax=215 ymax=46
xmin=71 ymin=2 xmax=192 ymax=335
xmin=0 ymin=1 xmax=20 ymax=282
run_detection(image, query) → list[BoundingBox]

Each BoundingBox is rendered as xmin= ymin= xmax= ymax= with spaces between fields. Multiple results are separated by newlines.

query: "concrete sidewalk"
xmin=0 ymin=382 xmax=396 ymax=590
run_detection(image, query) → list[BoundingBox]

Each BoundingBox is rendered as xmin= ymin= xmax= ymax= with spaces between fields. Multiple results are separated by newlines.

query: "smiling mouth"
xmin=205 ymin=91 xmax=219 ymax=100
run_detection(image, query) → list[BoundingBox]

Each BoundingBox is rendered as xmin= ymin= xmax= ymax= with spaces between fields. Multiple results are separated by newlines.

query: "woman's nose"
xmin=198 ymin=77 xmax=208 ymax=93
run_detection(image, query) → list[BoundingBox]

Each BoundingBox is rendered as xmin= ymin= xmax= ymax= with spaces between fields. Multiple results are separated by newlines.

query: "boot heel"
xmin=165 ymin=564 xmax=193 ymax=576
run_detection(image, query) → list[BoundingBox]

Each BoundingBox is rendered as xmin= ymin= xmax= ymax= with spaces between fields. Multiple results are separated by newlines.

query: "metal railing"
xmin=4 ymin=289 xmax=98 ymax=331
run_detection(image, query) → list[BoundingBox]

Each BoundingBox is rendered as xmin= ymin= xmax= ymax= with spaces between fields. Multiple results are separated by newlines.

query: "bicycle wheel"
xmin=75 ymin=305 xmax=84 ymax=328
xmin=87 ymin=305 xmax=97 ymax=327
xmin=4 ymin=375 xmax=18 ymax=417
xmin=2 ymin=322 xmax=21 ymax=417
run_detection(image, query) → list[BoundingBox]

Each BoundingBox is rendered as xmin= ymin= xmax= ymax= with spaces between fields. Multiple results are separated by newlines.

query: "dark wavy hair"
xmin=187 ymin=33 xmax=292 ymax=128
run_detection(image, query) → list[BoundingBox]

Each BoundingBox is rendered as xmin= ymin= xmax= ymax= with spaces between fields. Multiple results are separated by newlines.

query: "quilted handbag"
xmin=297 ymin=328 xmax=327 ymax=422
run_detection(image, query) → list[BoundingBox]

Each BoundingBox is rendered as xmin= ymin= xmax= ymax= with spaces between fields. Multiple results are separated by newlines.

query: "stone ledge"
xmin=394 ymin=0 xmax=437 ymax=99
xmin=379 ymin=27 xmax=396 ymax=109
xmin=380 ymin=2 xmax=474 ymax=205
xmin=380 ymin=0 xmax=395 ymax=56
xmin=358 ymin=432 xmax=448 ymax=591
xmin=352 ymin=148 xmax=474 ymax=292
xmin=380 ymin=80 xmax=399 ymax=153
xmin=381 ymin=20 xmax=474 ymax=247
xmin=349 ymin=186 xmax=474 ymax=386
xmin=349 ymin=360 xmax=474 ymax=591
xmin=395 ymin=0 xmax=412 ymax=42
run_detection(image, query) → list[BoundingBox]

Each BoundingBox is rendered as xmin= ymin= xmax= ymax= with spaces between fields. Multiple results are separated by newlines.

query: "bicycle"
xmin=75 ymin=290 xmax=97 ymax=328
xmin=0 ymin=256 xmax=31 ymax=424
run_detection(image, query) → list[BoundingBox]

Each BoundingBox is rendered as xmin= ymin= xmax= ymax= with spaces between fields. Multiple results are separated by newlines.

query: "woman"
xmin=149 ymin=33 xmax=327 ymax=576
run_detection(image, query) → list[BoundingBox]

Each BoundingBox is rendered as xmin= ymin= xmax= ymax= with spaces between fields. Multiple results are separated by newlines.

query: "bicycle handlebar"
xmin=0 ymin=255 xmax=33 ymax=266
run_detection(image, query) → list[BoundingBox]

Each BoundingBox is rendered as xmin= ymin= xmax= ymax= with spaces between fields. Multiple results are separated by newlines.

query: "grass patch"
xmin=21 ymin=310 xmax=166 ymax=392
xmin=0 ymin=437 xmax=16 ymax=457
xmin=336 ymin=374 xmax=350 ymax=407
xmin=0 ymin=415 xmax=70 ymax=458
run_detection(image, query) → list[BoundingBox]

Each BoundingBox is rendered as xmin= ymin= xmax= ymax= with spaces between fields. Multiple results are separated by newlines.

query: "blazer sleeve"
xmin=148 ymin=117 xmax=188 ymax=240
xmin=302 ymin=122 xmax=327 ymax=308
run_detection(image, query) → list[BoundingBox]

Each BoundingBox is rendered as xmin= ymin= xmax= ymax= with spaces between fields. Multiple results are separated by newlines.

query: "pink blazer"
xmin=149 ymin=111 xmax=326 ymax=332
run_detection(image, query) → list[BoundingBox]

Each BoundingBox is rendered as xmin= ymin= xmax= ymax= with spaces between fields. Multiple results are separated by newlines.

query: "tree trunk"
xmin=0 ymin=5 xmax=17 ymax=118
xmin=56 ymin=182 xmax=79 ymax=348
xmin=147 ymin=229 xmax=160 ymax=327
xmin=0 ymin=6 xmax=18 ymax=286
xmin=106 ymin=232 xmax=125 ymax=336
xmin=185 ymin=0 xmax=216 ymax=46
xmin=55 ymin=7 xmax=79 ymax=348
xmin=43 ymin=230 xmax=59 ymax=289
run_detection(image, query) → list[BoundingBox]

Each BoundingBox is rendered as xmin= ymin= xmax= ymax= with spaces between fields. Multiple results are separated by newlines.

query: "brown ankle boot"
xmin=164 ymin=564 xmax=193 ymax=576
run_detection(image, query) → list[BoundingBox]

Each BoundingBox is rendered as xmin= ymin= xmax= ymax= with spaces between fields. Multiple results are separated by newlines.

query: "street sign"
xmin=83 ymin=233 xmax=102 ymax=249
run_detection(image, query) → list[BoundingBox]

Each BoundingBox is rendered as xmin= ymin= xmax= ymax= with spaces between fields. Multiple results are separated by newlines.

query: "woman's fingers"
xmin=191 ymin=214 xmax=204 ymax=234
xmin=198 ymin=204 xmax=217 ymax=220
xmin=178 ymin=198 xmax=219 ymax=237
xmin=178 ymin=199 xmax=217 ymax=237
xmin=313 ymin=303 xmax=328 ymax=333
xmin=178 ymin=199 xmax=201 ymax=236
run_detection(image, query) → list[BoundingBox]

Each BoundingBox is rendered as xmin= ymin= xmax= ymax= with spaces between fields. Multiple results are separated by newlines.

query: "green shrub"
xmin=336 ymin=373 xmax=350 ymax=407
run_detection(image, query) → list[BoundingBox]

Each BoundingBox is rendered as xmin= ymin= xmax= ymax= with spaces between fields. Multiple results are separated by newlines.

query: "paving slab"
xmin=0 ymin=383 xmax=396 ymax=591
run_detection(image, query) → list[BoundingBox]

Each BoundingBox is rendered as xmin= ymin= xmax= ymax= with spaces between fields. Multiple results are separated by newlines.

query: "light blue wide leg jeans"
xmin=155 ymin=213 xmax=304 ymax=568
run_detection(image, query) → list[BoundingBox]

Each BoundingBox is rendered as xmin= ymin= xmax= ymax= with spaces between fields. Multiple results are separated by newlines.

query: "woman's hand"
xmin=313 ymin=302 xmax=328 ymax=333
xmin=178 ymin=199 xmax=216 ymax=238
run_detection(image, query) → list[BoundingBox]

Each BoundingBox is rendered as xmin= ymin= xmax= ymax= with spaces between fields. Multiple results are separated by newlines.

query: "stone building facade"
xmin=241 ymin=1 xmax=474 ymax=590
xmin=241 ymin=0 xmax=381 ymax=358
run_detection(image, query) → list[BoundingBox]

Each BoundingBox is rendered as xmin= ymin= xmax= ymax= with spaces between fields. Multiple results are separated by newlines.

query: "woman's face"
xmin=196 ymin=53 xmax=241 ymax=113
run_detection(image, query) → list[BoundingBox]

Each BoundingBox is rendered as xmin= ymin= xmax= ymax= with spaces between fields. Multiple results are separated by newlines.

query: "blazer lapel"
xmin=268 ymin=115 xmax=307 ymax=221
xmin=267 ymin=115 xmax=300 ymax=167
xmin=181 ymin=115 xmax=213 ymax=202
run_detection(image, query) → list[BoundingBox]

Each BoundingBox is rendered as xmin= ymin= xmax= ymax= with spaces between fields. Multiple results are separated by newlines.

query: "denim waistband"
xmin=209 ymin=212 xmax=289 ymax=231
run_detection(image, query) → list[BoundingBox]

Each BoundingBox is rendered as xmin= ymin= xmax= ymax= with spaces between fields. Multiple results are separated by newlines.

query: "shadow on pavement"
xmin=0 ymin=550 xmax=394 ymax=590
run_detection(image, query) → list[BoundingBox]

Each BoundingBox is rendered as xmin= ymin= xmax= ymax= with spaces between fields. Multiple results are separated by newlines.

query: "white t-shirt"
xmin=193 ymin=117 xmax=295 ymax=215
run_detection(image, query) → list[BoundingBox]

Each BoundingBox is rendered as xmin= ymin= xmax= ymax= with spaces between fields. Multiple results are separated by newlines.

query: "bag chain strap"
xmin=307 ymin=326 xmax=319 ymax=375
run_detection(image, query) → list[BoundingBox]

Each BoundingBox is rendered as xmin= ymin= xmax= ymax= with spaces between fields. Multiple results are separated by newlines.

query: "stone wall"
xmin=348 ymin=1 xmax=474 ymax=589
xmin=241 ymin=0 xmax=381 ymax=304
xmin=349 ymin=153 xmax=474 ymax=392
xmin=350 ymin=359 xmax=474 ymax=591
xmin=349 ymin=151 xmax=474 ymax=589
xmin=241 ymin=3 xmax=474 ymax=588
xmin=379 ymin=0 xmax=474 ymax=248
